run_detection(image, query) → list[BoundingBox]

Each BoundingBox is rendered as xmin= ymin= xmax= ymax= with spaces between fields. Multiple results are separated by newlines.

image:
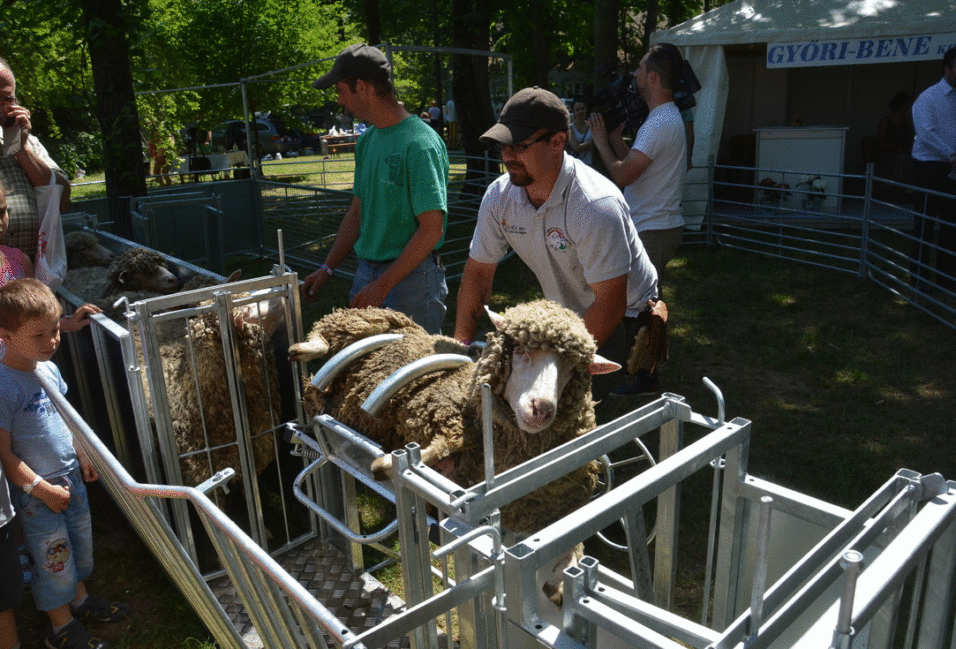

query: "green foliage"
xmin=492 ymin=0 xmax=594 ymax=91
xmin=1 ymin=0 xmax=733 ymax=177
xmin=135 ymin=0 xmax=354 ymax=128
xmin=46 ymin=131 xmax=103 ymax=179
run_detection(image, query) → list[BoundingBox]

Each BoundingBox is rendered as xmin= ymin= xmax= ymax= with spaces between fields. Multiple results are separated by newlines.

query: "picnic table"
xmin=321 ymin=134 xmax=358 ymax=156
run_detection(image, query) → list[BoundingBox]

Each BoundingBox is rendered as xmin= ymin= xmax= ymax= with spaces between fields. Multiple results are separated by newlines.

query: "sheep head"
xmin=479 ymin=301 xmax=620 ymax=435
xmin=64 ymin=231 xmax=116 ymax=268
xmin=108 ymin=248 xmax=180 ymax=294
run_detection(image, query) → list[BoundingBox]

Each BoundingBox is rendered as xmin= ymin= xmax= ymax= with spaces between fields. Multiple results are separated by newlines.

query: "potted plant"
xmin=757 ymin=177 xmax=791 ymax=213
xmin=798 ymin=174 xmax=827 ymax=212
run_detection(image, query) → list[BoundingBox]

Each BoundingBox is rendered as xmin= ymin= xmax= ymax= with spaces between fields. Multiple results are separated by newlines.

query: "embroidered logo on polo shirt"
xmin=501 ymin=217 xmax=527 ymax=235
xmin=546 ymin=227 xmax=570 ymax=251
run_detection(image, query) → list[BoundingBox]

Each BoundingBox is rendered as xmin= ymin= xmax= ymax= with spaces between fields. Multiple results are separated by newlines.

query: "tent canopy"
xmin=654 ymin=0 xmax=956 ymax=47
xmin=647 ymin=0 xmax=955 ymax=225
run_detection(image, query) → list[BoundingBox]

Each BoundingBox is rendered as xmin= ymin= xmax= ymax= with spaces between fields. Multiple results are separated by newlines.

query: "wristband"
xmin=24 ymin=475 xmax=42 ymax=495
xmin=320 ymin=263 xmax=334 ymax=277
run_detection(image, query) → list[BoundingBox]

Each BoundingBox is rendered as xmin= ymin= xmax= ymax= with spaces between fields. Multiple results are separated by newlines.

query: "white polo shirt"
xmin=470 ymin=154 xmax=658 ymax=318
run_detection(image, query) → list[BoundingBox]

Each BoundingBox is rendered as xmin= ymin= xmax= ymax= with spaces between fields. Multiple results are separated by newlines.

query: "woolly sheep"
xmin=289 ymin=301 xmax=619 ymax=534
xmin=107 ymin=247 xmax=180 ymax=295
xmin=64 ymin=230 xmax=115 ymax=268
xmin=62 ymin=246 xmax=188 ymax=321
xmin=158 ymin=301 xmax=283 ymax=491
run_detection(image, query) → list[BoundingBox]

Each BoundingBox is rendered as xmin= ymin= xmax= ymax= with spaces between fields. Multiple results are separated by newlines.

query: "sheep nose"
xmin=530 ymin=398 xmax=554 ymax=423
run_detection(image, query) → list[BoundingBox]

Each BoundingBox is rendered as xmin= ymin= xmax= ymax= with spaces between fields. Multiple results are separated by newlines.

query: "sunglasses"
xmin=493 ymin=132 xmax=553 ymax=154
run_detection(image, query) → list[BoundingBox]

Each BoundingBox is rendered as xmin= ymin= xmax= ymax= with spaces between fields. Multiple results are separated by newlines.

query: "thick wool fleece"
xmin=165 ymin=312 xmax=280 ymax=488
xmin=302 ymin=300 xmax=601 ymax=533
xmin=107 ymin=247 xmax=169 ymax=292
xmin=64 ymin=231 xmax=105 ymax=268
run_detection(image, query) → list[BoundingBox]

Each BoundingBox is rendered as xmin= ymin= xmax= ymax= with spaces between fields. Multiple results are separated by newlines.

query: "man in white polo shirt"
xmin=454 ymin=87 xmax=662 ymax=398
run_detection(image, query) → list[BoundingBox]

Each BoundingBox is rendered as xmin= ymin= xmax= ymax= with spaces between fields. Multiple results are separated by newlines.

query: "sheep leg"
xmin=540 ymin=543 xmax=583 ymax=608
xmin=368 ymin=438 xmax=461 ymax=482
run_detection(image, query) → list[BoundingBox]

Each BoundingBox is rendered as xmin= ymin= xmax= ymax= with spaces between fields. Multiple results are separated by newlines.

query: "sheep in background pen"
xmin=64 ymin=230 xmax=115 ymax=268
xmin=106 ymin=247 xmax=180 ymax=295
xmin=289 ymin=301 xmax=620 ymax=602
xmin=62 ymin=246 xmax=183 ymax=320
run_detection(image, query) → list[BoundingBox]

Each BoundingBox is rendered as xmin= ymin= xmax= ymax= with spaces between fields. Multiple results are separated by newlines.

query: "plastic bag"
xmin=34 ymin=171 xmax=67 ymax=291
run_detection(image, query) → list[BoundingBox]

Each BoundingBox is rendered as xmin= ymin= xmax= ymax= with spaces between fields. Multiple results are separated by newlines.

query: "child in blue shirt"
xmin=0 ymin=279 xmax=129 ymax=649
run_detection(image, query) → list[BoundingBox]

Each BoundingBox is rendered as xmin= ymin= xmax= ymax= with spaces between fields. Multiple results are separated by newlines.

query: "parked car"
xmin=211 ymin=118 xmax=299 ymax=156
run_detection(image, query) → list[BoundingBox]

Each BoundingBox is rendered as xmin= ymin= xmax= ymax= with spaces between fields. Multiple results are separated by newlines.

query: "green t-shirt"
xmin=352 ymin=116 xmax=449 ymax=261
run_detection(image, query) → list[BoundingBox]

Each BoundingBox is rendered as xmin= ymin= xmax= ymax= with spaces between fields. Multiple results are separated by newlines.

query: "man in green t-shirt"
xmin=302 ymin=44 xmax=449 ymax=334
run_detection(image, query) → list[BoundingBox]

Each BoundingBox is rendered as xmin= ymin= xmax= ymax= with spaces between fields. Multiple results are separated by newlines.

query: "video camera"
xmin=591 ymin=59 xmax=701 ymax=132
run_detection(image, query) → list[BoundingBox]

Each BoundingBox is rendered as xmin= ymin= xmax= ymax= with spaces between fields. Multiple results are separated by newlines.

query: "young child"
xmin=0 ymin=279 xmax=129 ymax=649
xmin=0 ymin=180 xmax=101 ymax=364
xmin=0 ymin=181 xmax=32 ymax=284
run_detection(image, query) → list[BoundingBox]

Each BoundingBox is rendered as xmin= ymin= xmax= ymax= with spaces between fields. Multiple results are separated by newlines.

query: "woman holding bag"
xmin=1 ymin=58 xmax=72 ymax=259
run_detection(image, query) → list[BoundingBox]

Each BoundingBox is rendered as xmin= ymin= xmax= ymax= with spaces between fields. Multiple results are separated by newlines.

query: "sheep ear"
xmin=117 ymin=269 xmax=129 ymax=285
xmin=485 ymin=305 xmax=505 ymax=330
xmin=225 ymin=269 xmax=242 ymax=283
xmin=588 ymin=354 xmax=621 ymax=375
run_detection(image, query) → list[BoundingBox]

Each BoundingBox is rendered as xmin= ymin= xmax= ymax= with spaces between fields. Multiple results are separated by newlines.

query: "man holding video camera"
xmin=590 ymin=44 xmax=687 ymax=295
xmin=0 ymin=58 xmax=71 ymax=257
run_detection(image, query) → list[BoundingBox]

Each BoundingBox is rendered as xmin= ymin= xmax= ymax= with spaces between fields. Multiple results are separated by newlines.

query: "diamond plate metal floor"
xmin=210 ymin=538 xmax=411 ymax=648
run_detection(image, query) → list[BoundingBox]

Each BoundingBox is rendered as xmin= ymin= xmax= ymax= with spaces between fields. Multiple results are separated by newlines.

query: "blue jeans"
xmin=351 ymin=254 xmax=448 ymax=334
xmin=11 ymin=466 xmax=94 ymax=611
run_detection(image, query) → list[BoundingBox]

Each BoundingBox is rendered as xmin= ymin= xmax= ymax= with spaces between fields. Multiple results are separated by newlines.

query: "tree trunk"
xmin=433 ymin=0 xmax=443 ymax=115
xmin=593 ymin=0 xmax=619 ymax=91
xmin=532 ymin=0 xmax=549 ymax=87
xmin=644 ymin=0 xmax=659 ymax=51
xmin=365 ymin=0 xmax=381 ymax=46
xmin=80 ymin=0 xmax=146 ymax=239
xmin=451 ymin=0 xmax=498 ymax=198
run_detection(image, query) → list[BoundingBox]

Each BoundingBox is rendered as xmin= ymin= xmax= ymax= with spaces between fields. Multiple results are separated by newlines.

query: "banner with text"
xmin=767 ymin=33 xmax=956 ymax=68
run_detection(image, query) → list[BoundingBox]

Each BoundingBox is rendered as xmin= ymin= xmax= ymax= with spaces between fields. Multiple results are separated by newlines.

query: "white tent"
xmin=651 ymin=0 xmax=956 ymax=219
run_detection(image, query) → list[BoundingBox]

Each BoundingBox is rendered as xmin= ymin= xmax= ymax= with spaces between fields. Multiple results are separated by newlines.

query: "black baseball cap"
xmin=312 ymin=44 xmax=391 ymax=90
xmin=480 ymin=87 xmax=570 ymax=145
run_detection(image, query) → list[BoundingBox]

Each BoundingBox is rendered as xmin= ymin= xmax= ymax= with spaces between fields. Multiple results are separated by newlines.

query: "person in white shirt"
xmin=590 ymin=43 xmax=687 ymax=298
xmin=910 ymin=48 xmax=956 ymax=291
xmin=454 ymin=87 xmax=663 ymax=399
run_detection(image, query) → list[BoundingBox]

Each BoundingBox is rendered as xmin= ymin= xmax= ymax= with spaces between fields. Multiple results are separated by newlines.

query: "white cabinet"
xmin=755 ymin=127 xmax=847 ymax=214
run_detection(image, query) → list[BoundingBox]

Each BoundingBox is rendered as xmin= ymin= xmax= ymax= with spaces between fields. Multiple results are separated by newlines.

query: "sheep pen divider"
xmin=49 ymin=230 xmax=956 ymax=647
xmin=54 ymin=230 xmax=323 ymax=574
xmin=42 ymin=361 xmax=956 ymax=649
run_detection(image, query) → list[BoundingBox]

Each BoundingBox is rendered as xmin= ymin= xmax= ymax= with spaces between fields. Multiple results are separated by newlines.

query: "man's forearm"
xmin=583 ymin=302 xmax=624 ymax=347
xmin=15 ymin=145 xmax=72 ymax=212
xmin=374 ymin=225 xmax=441 ymax=295
xmin=325 ymin=202 xmax=361 ymax=270
xmin=13 ymin=143 xmax=53 ymax=187
xmin=593 ymin=138 xmax=629 ymax=188
xmin=454 ymin=259 xmax=495 ymax=342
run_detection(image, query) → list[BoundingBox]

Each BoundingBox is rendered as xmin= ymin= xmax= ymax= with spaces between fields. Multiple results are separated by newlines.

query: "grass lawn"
xmin=13 ymin=238 xmax=955 ymax=647
xmin=69 ymin=153 xmax=473 ymax=202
